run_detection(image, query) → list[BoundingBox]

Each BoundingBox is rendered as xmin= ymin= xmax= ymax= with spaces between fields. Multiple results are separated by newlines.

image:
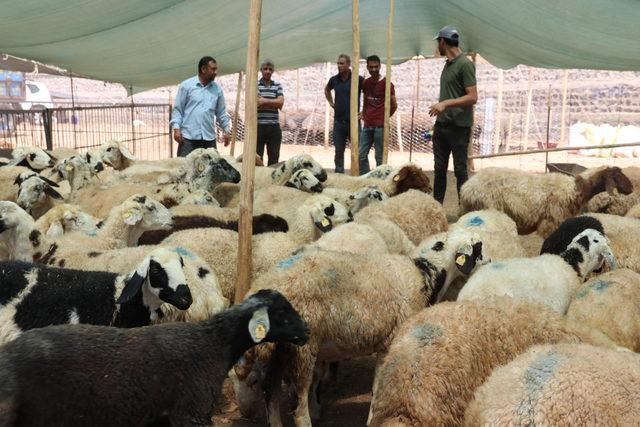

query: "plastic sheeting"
xmin=1 ymin=0 xmax=639 ymax=91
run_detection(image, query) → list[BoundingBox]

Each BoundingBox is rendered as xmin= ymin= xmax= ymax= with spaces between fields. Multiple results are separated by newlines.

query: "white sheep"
xmin=49 ymin=155 xmax=95 ymax=192
xmin=234 ymin=230 xmax=488 ymax=425
xmin=7 ymin=146 xmax=55 ymax=171
xmin=325 ymin=164 xmax=432 ymax=196
xmin=459 ymin=166 xmax=634 ymax=236
xmin=99 ymin=140 xmax=137 ymax=170
xmin=33 ymin=203 xmax=100 ymax=238
xmin=14 ymin=172 xmax=64 ymax=219
xmin=0 ymin=201 xmax=35 ymax=261
xmin=268 ymin=154 xmax=327 ymax=186
xmin=457 ymin=228 xmax=617 ymax=314
xmin=464 ymin=343 xmax=640 ymax=426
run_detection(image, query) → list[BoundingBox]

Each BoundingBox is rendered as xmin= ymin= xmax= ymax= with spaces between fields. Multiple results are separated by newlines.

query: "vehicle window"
xmin=9 ymin=82 xmax=23 ymax=97
xmin=27 ymin=84 xmax=40 ymax=93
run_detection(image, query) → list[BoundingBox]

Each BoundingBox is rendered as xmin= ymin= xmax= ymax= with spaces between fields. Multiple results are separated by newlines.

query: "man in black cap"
xmin=429 ymin=25 xmax=478 ymax=205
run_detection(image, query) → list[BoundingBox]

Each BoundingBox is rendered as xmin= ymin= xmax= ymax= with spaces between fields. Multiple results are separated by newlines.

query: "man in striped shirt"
xmin=257 ymin=59 xmax=284 ymax=165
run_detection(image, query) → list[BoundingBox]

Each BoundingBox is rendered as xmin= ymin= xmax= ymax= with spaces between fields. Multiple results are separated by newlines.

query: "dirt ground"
xmin=210 ymin=142 xmax=614 ymax=425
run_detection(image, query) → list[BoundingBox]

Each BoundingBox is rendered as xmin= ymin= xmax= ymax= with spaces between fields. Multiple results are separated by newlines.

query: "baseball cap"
xmin=433 ymin=25 xmax=460 ymax=41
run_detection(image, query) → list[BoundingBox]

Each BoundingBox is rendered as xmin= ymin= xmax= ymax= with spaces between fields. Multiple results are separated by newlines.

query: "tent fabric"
xmin=1 ymin=0 xmax=639 ymax=91
xmin=0 ymin=53 xmax=78 ymax=76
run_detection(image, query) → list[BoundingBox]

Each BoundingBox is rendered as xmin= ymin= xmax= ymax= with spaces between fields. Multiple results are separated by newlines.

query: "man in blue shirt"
xmin=324 ymin=54 xmax=363 ymax=173
xmin=170 ymin=56 xmax=232 ymax=157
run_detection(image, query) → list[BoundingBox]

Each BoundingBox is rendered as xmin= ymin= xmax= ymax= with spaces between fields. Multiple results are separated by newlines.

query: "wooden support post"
xmin=69 ymin=71 xmax=77 ymax=148
xmin=493 ymin=69 xmax=504 ymax=154
xmin=545 ymin=84 xmax=552 ymax=172
xmin=523 ymin=73 xmax=534 ymax=151
xmin=467 ymin=53 xmax=477 ymax=172
xmin=382 ymin=0 xmax=394 ymax=164
xmin=129 ymin=85 xmax=136 ymax=156
xmin=415 ymin=57 xmax=421 ymax=109
xmin=324 ymin=62 xmax=331 ymax=148
xmin=559 ymin=70 xmax=569 ymax=146
xmin=396 ymin=112 xmax=403 ymax=154
xmin=235 ymin=0 xmax=262 ymax=304
xmin=230 ymin=71 xmax=243 ymax=157
xmin=349 ymin=0 xmax=360 ymax=176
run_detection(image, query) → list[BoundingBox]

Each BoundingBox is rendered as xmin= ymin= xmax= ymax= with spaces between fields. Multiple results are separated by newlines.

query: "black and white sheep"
xmin=0 ymin=201 xmax=35 ymax=261
xmin=0 ymin=247 xmax=194 ymax=344
xmin=0 ymin=289 xmax=308 ymax=426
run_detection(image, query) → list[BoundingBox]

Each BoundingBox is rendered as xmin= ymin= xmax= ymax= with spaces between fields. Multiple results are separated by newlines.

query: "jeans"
xmin=432 ymin=123 xmax=472 ymax=204
xmin=257 ymin=124 xmax=282 ymax=166
xmin=177 ymin=138 xmax=216 ymax=157
xmin=333 ymin=119 xmax=360 ymax=173
xmin=358 ymin=126 xmax=383 ymax=175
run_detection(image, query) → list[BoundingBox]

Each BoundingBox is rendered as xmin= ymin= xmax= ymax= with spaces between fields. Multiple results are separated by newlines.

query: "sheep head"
xmin=100 ymin=140 xmax=136 ymax=170
xmin=388 ymin=164 xmax=432 ymax=195
xmin=272 ymin=154 xmax=326 ymax=185
xmin=117 ymin=195 xmax=173 ymax=232
xmin=346 ymin=185 xmax=388 ymax=215
xmin=14 ymin=173 xmax=63 ymax=215
xmin=0 ymin=201 xmax=34 ymax=235
xmin=304 ymin=196 xmax=352 ymax=234
xmin=561 ymin=229 xmax=616 ymax=278
xmin=284 ymin=169 xmax=323 ymax=193
xmin=363 ymin=164 xmax=396 ymax=180
xmin=10 ymin=146 xmax=55 ymax=170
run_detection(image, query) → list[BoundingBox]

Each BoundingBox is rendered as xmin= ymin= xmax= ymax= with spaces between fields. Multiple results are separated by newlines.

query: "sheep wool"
xmin=464 ymin=343 xmax=640 ymax=426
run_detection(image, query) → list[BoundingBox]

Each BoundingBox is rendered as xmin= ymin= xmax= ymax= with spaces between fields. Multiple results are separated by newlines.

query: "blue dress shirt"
xmin=170 ymin=76 xmax=232 ymax=141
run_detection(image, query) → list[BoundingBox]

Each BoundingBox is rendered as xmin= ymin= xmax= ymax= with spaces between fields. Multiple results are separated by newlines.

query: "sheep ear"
xmin=119 ymin=145 xmax=136 ymax=160
xmin=40 ymin=176 xmax=60 ymax=188
xmin=44 ymin=186 xmax=64 ymax=200
xmin=117 ymin=259 xmax=150 ymax=304
xmin=455 ymin=241 xmax=484 ymax=275
xmin=122 ymin=207 xmax=143 ymax=225
xmin=248 ymin=307 xmax=270 ymax=343
xmin=46 ymin=222 xmax=64 ymax=238
xmin=604 ymin=174 xmax=616 ymax=195
xmin=310 ymin=208 xmax=332 ymax=233
xmin=604 ymin=248 xmax=617 ymax=270
xmin=284 ymin=181 xmax=297 ymax=188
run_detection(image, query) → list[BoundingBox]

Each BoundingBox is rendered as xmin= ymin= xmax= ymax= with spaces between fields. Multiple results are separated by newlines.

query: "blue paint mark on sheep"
xmin=172 ymin=247 xmax=194 ymax=259
xmin=491 ymin=262 xmax=505 ymax=270
xmin=467 ymin=216 xmax=484 ymax=227
xmin=516 ymin=351 xmax=563 ymax=421
xmin=411 ymin=323 xmax=442 ymax=346
xmin=85 ymin=230 xmax=97 ymax=237
xmin=276 ymin=254 xmax=302 ymax=271
xmin=575 ymin=280 xmax=611 ymax=300
xmin=324 ymin=269 xmax=339 ymax=288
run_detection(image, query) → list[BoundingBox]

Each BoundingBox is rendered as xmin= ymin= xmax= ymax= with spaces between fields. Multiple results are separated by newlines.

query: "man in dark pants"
xmin=324 ymin=54 xmax=364 ymax=173
xmin=256 ymin=59 xmax=285 ymax=166
xmin=429 ymin=26 xmax=478 ymax=204
xmin=171 ymin=56 xmax=231 ymax=157
xmin=359 ymin=55 xmax=397 ymax=175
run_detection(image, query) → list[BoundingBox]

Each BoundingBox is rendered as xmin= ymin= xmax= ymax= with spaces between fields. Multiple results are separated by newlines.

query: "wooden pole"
xmin=230 ymin=71 xmax=243 ymax=157
xmin=382 ymin=0 xmax=394 ymax=164
xmin=467 ymin=53 xmax=477 ymax=172
xmin=523 ymin=73 xmax=534 ymax=151
xmin=544 ymin=84 xmax=552 ymax=172
xmin=493 ymin=69 xmax=504 ymax=154
xmin=235 ymin=0 xmax=262 ymax=304
xmin=324 ymin=62 xmax=331 ymax=148
xmin=559 ymin=70 xmax=569 ymax=146
xmin=396 ymin=112 xmax=403 ymax=154
xmin=349 ymin=0 xmax=360 ymax=176
xmin=409 ymin=105 xmax=415 ymax=162
xmin=415 ymin=58 xmax=421 ymax=109
xmin=296 ymin=68 xmax=300 ymax=111
xmin=69 ymin=71 xmax=77 ymax=148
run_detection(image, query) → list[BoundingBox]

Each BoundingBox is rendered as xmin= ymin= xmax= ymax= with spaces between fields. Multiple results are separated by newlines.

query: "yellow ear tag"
xmin=456 ymin=255 xmax=466 ymax=266
xmin=254 ymin=324 xmax=267 ymax=340
xmin=393 ymin=175 xmax=400 ymax=182
xmin=197 ymin=164 xmax=205 ymax=172
xmin=123 ymin=212 xmax=132 ymax=219
xmin=321 ymin=218 xmax=330 ymax=227
xmin=65 ymin=165 xmax=73 ymax=171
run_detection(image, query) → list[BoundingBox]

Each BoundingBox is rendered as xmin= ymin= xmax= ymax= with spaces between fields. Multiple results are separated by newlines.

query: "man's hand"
xmin=223 ymin=133 xmax=231 ymax=147
xmin=257 ymin=96 xmax=267 ymax=109
xmin=429 ymin=101 xmax=448 ymax=117
xmin=173 ymin=128 xmax=183 ymax=143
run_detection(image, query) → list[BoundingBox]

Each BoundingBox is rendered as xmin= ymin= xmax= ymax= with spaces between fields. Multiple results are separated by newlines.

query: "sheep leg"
xmin=308 ymin=362 xmax=327 ymax=421
xmin=367 ymin=351 xmax=387 ymax=426
xmin=291 ymin=349 xmax=316 ymax=427
xmin=263 ymin=352 xmax=285 ymax=427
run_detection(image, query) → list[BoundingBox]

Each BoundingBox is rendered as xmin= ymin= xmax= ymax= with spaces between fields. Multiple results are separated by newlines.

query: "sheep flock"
xmin=0 ymin=142 xmax=639 ymax=426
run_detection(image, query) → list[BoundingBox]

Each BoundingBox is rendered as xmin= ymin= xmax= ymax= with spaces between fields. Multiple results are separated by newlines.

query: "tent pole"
xmin=396 ymin=112 xmax=403 ymax=154
xmin=544 ymin=84 xmax=552 ymax=172
xmin=349 ymin=0 xmax=360 ymax=176
xmin=235 ymin=0 xmax=262 ymax=304
xmin=493 ymin=69 xmax=503 ymax=154
xmin=230 ymin=71 xmax=243 ymax=157
xmin=324 ymin=62 xmax=331 ymax=149
xmin=382 ymin=0 xmax=394 ymax=165
xmin=523 ymin=72 xmax=534 ymax=152
xmin=559 ymin=70 xmax=569 ymax=145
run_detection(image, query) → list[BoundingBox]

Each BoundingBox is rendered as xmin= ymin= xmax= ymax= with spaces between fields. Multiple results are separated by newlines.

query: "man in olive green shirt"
xmin=429 ymin=26 xmax=478 ymax=204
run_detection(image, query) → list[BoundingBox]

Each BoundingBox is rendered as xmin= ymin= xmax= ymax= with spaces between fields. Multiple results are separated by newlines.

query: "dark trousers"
xmin=177 ymin=138 xmax=216 ymax=157
xmin=257 ymin=124 xmax=282 ymax=166
xmin=433 ymin=123 xmax=471 ymax=204
xmin=358 ymin=126 xmax=384 ymax=175
xmin=333 ymin=119 xmax=360 ymax=173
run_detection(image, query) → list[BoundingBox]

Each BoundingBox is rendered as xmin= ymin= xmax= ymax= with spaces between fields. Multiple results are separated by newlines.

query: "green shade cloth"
xmin=1 ymin=0 xmax=639 ymax=91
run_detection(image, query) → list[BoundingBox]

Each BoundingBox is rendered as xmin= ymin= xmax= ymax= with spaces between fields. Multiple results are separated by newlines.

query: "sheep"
xmin=355 ymin=189 xmax=448 ymax=245
xmin=325 ymin=164 xmax=432 ymax=197
xmin=284 ymin=169 xmax=323 ymax=193
xmin=0 ymin=166 xmax=33 ymax=201
xmin=586 ymin=190 xmax=640 ymax=215
xmin=137 ymin=213 xmax=288 ymax=245
xmin=178 ymin=189 xmax=220 ymax=206
xmin=627 ymin=202 xmax=640 ymax=218
xmin=464 ymin=343 xmax=640 ymax=426
xmin=321 ymin=185 xmax=388 ymax=215
xmin=567 ymin=268 xmax=640 ymax=351
xmin=367 ymin=298 xmax=615 ymax=427
xmin=0 ymin=289 xmax=308 ymax=427
xmin=6 ymin=146 xmax=55 ymax=171
xmin=542 ymin=213 xmax=640 ymax=273
xmin=459 ymin=166 xmax=634 ymax=236
xmin=269 ymin=153 xmax=327 ymax=186
xmin=0 ymin=248 xmax=195 ymax=344
xmin=362 ymin=164 xmax=396 ymax=179
xmin=13 ymin=172 xmax=64 ymax=219
xmin=32 ymin=195 xmax=174 ymax=265
xmin=49 ymin=155 xmax=95 ymax=192
xmin=0 ymin=202 xmax=34 ymax=261
xmin=99 ymin=139 xmax=137 ymax=170
xmin=33 ymin=203 xmax=100 ymax=238
xmin=457 ymin=228 xmax=617 ymax=314
xmin=163 ymin=196 xmax=352 ymax=301
xmin=85 ymin=148 xmax=106 ymax=174
xmin=234 ymin=230 xmax=488 ymax=425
